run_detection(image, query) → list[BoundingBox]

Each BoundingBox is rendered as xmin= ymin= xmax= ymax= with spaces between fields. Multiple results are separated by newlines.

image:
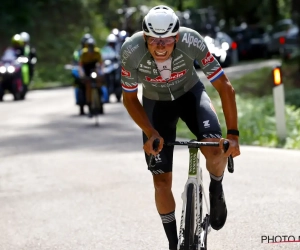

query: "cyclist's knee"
xmin=199 ymin=138 xmax=226 ymax=173
xmin=200 ymin=138 xmax=222 ymax=159
xmin=153 ymin=172 xmax=172 ymax=192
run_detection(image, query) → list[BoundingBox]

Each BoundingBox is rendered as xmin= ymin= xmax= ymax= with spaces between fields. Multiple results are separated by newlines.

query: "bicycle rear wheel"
xmin=184 ymin=183 xmax=195 ymax=250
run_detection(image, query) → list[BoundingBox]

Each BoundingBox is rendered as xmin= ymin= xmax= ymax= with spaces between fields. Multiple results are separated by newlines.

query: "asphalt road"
xmin=1 ymin=59 xmax=299 ymax=250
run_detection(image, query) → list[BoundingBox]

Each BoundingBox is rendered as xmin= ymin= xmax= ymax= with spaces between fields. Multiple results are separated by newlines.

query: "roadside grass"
xmin=29 ymin=66 xmax=72 ymax=90
xmin=177 ymin=61 xmax=300 ymax=149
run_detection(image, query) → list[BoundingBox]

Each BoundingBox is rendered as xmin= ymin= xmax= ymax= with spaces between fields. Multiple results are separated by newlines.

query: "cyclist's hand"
xmin=220 ymin=135 xmax=240 ymax=158
xmin=143 ymin=134 xmax=164 ymax=156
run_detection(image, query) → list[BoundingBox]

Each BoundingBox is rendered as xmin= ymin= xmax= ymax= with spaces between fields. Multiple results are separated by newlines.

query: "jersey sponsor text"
xmin=181 ymin=33 xmax=206 ymax=51
xmin=145 ymin=70 xmax=187 ymax=83
xmin=121 ymin=44 xmax=139 ymax=65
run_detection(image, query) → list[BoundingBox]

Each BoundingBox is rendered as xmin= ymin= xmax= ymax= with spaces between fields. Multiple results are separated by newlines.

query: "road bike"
xmin=149 ymin=139 xmax=234 ymax=250
xmin=86 ymin=71 xmax=104 ymax=126
xmin=64 ymin=64 xmax=107 ymax=120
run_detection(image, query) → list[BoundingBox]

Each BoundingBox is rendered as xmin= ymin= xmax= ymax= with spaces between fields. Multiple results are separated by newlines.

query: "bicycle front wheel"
xmin=91 ymin=88 xmax=101 ymax=113
xmin=184 ymin=183 xmax=195 ymax=250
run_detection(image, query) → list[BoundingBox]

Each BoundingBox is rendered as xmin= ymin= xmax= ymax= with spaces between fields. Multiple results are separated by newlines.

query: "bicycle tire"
xmin=184 ymin=183 xmax=195 ymax=250
xmin=195 ymin=185 xmax=203 ymax=249
xmin=91 ymin=88 xmax=101 ymax=114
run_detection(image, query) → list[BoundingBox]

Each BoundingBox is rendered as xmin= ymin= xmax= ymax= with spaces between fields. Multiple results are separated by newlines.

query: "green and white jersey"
xmin=120 ymin=27 xmax=224 ymax=101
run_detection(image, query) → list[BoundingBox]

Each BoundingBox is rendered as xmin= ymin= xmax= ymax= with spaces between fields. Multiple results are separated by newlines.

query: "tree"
xmin=270 ymin=0 xmax=280 ymax=24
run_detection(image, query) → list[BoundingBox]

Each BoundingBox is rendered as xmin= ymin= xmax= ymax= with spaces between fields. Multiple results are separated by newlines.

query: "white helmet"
xmin=142 ymin=5 xmax=180 ymax=38
xmin=106 ymin=34 xmax=117 ymax=43
xmin=20 ymin=32 xmax=30 ymax=43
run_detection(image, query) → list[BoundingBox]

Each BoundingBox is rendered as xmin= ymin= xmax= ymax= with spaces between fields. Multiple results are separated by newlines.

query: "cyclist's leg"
xmin=76 ymin=78 xmax=86 ymax=115
xmin=179 ymin=81 xmax=227 ymax=231
xmin=142 ymin=96 xmax=179 ymax=250
xmin=84 ymin=79 xmax=93 ymax=116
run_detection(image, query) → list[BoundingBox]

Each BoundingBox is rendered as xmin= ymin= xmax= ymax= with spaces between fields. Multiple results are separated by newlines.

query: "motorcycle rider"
xmin=20 ymin=32 xmax=37 ymax=82
xmin=111 ymin=28 xmax=122 ymax=54
xmin=19 ymin=31 xmax=37 ymax=99
xmin=72 ymin=33 xmax=93 ymax=115
xmin=0 ymin=35 xmax=25 ymax=101
xmin=119 ymin=30 xmax=129 ymax=45
xmin=1 ymin=34 xmax=24 ymax=60
xmin=101 ymin=33 xmax=122 ymax=102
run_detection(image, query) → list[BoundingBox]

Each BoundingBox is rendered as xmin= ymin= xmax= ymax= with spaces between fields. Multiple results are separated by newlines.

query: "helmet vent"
xmin=148 ymin=22 xmax=174 ymax=36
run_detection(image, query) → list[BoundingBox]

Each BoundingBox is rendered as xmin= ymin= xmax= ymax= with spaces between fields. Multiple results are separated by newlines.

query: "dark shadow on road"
xmin=0 ymin=103 xmax=143 ymax=157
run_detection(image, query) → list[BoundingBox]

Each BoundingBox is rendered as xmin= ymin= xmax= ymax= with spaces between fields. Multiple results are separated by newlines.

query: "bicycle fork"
xmin=177 ymin=148 xmax=210 ymax=250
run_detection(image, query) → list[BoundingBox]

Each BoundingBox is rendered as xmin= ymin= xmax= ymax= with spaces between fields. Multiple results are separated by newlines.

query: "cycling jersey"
xmin=80 ymin=47 xmax=102 ymax=65
xmin=120 ymin=27 xmax=224 ymax=101
xmin=79 ymin=47 xmax=102 ymax=76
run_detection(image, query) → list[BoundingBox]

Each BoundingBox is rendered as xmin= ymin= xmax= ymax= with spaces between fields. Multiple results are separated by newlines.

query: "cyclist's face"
xmin=145 ymin=34 xmax=179 ymax=62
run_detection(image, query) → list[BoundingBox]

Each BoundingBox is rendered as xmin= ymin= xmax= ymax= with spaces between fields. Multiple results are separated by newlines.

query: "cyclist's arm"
xmin=191 ymin=32 xmax=238 ymax=132
xmin=211 ymin=74 xmax=238 ymax=132
xmin=123 ymin=91 xmax=158 ymax=139
xmin=96 ymin=50 xmax=103 ymax=64
xmin=123 ymin=90 xmax=163 ymax=155
xmin=96 ymin=52 xmax=103 ymax=70
xmin=78 ymin=54 xmax=86 ymax=77
xmin=191 ymin=30 xmax=239 ymax=156
xmin=212 ymin=74 xmax=240 ymax=157
xmin=78 ymin=62 xmax=85 ymax=77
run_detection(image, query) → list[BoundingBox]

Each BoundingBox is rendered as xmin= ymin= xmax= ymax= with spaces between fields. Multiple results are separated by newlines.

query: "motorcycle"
xmin=0 ymin=56 xmax=27 ymax=101
xmin=102 ymin=58 xmax=122 ymax=102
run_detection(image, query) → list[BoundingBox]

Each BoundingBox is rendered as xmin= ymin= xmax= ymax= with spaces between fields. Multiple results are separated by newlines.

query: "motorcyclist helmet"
xmin=106 ymin=34 xmax=118 ymax=43
xmin=81 ymin=33 xmax=93 ymax=47
xmin=11 ymin=34 xmax=24 ymax=47
xmin=142 ymin=5 xmax=180 ymax=38
xmin=20 ymin=32 xmax=30 ymax=43
xmin=112 ymin=28 xmax=119 ymax=37
xmin=119 ymin=30 xmax=128 ymax=42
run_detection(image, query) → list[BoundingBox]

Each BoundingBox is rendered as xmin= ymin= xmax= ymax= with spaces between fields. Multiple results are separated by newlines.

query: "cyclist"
xmin=72 ymin=33 xmax=93 ymax=115
xmin=121 ymin=5 xmax=240 ymax=250
xmin=79 ymin=37 xmax=103 ymax=117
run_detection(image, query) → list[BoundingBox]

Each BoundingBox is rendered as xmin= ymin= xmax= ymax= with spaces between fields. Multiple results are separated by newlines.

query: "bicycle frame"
xmin=89 ymin=73 xmax=103 ymax=126
xmin=149 ymin=139 xmax=234 ymax=250
xmin=177 ymin=146 xmax=210 ymax=250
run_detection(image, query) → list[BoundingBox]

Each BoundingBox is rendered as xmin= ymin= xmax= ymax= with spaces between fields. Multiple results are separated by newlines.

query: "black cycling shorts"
xmin=142 ymin=81 xmax=222 ymax=175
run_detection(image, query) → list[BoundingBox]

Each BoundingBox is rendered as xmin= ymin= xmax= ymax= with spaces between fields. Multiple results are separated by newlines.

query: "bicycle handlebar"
xmin=148 ymin=139 xmax=234 ymax=173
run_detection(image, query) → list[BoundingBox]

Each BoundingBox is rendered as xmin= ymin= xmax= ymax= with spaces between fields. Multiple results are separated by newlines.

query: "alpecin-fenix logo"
xmin=261 ymin=235 xmax=300 ymax=244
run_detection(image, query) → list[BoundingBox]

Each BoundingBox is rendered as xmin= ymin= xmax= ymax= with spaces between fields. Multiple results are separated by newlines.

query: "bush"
xmin=177 ymin=94 xmax=300 ymax=149
xmin=285 ymin=89 xmax=300 ymax=108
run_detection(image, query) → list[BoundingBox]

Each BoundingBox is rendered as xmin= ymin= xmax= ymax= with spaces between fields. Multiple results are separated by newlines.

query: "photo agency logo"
xmin=261 ymin=235 xmax=300 ymax=244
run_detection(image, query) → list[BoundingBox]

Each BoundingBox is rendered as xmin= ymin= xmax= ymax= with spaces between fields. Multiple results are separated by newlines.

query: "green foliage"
xmin=177 ymin=94 xmax=300 ymax=149
xmin=285 ymin=89 xmax=300 ymax=108
xmin=0 ymin=0 xmax=297 ymax=85
xmin=177 ymin=63 xmax=300 ymax=149
xmin=231 ymin=67 xmax=274 ymax=97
